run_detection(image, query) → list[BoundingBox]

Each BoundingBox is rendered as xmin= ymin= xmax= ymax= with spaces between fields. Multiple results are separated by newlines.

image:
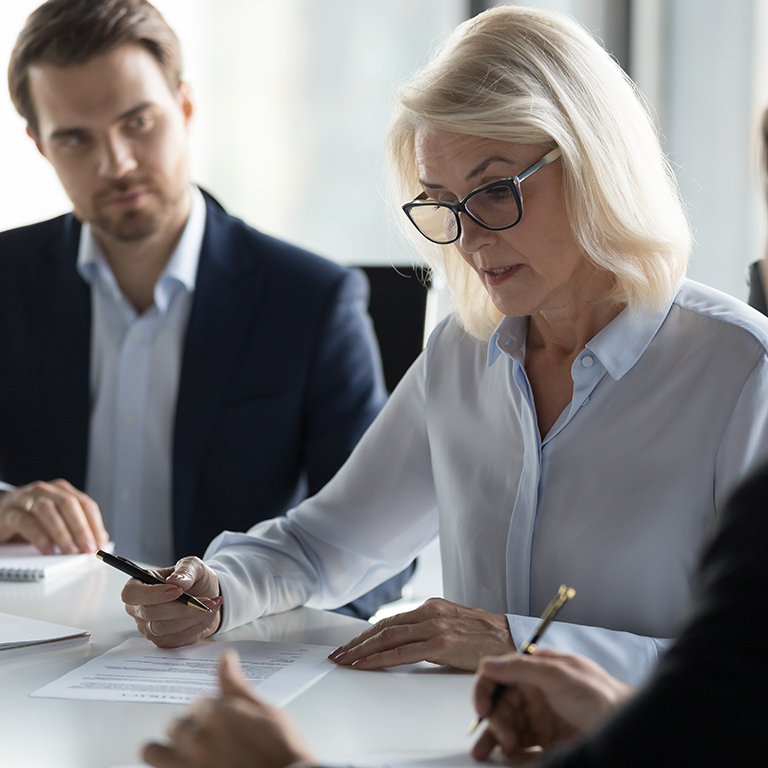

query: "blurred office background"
xmin=2 ymin=0 xmax=768 ymax=608
xmin=2 ymin=0 xmax=768 ymax=298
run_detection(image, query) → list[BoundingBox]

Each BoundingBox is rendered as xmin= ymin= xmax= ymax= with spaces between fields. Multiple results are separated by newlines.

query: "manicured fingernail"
xmin=164 ymin=586 xmax=182 ymax=599
xmin=63 ymin=542 xmax=78 ymax=554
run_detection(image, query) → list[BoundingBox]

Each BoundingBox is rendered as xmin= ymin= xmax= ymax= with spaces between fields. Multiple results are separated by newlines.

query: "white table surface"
xmin=0 ymin=560 xmax=477 ymax=768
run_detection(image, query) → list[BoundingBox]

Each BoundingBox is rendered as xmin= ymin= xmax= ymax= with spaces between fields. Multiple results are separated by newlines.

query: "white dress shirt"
xmin=78 ymin=187 xmax=206 ymax=565
xmin=205 ymin=279 xmax=768 ymax=685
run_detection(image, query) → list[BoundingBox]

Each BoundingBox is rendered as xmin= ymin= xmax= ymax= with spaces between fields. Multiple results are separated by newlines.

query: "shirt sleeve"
xmin=205 ymin=348 xmax=440 ymax=633
xmin=0 ymin=482 xmax=14 ymax=492
xmin=714 ymin=353 xmax=768 ymax=508
xmin=505 ymin=615 xmax=672 ymax=686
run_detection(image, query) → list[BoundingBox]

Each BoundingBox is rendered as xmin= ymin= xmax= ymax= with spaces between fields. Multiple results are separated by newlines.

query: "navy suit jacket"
xmin=0 ymin=192 xmax=409 ymax=617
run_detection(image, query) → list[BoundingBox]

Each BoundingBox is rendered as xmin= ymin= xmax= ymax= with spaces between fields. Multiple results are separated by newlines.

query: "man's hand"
xmin=122 ymin=556 xmax=223 ymax=648
xmin=328 ymin=597 xmax=515 ymax=671
xmin=143 ymin=651 xmax=316 ymax=768
xmin=0 ymin=479 xmax=109 ymax=554
xmin=471 ymin=649 xmax=634 ymax=760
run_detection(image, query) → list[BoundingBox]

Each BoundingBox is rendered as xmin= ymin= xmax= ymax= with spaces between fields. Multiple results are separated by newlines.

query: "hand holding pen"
xmin=470 ymin=632 xmax=634 ymax=759
xmin=99 ymin=551 xmax=224 ymax=648
xmin=97 ymin=550 xmax=212 ymax=612
xmin=468 ymin=584 xmax=576 ymax=734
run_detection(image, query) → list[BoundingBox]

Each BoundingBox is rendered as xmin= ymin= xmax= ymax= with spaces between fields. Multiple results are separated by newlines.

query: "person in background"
xmin=123 ymin=4 xmax=768 ymax=685
xmin=139 ymin=460 xmax=768 ymax=768
xmin=0 ymin=0 xmax=412 ymax=620
xmin=748 ymin=108 xmax=768 ymax=314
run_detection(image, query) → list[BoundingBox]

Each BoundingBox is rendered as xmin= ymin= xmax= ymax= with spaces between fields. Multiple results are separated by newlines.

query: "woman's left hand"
xmin=328 ymin=598 xmax=515 ymax=671
xmin=142 ymin=651 xmax=315 ymax=768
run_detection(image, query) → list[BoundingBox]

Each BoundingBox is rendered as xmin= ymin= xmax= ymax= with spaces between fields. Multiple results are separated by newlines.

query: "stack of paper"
xmin=0 ymin=611 xmax=90 ymax=656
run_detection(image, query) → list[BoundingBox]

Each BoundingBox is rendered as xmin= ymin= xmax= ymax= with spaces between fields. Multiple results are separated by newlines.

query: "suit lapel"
xmin=172 ymin=197 xmax=264 ymax=555
xmin=33 ymin=215 xmax=91 ymax=489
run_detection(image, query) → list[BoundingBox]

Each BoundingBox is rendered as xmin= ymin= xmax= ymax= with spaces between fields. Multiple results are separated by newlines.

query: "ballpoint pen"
xmin=96 ymin=550 xmax=212 ymax=613
xmin=468 ymin=584 xmax=576 ymax=734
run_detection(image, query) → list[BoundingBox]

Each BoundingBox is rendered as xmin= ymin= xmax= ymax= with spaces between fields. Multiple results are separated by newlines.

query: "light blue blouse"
xmin=206 ymin=279 xmax=768 ymax=685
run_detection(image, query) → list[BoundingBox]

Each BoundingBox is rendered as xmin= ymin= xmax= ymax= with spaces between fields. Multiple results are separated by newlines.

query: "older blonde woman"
xmin=123 ymin=6 xmax=768 ymax=687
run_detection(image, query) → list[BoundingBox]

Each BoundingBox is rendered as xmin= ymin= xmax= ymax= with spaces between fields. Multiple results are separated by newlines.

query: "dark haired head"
xmin=8 ymin=0 xmax=183 ymax=135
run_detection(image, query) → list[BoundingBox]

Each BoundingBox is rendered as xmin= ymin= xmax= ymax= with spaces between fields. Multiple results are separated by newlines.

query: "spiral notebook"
xmin=0 ymin=543 xmax=104 ymax=581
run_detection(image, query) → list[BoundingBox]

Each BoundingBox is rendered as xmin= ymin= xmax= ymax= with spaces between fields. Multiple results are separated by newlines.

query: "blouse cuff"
xmin=506 ymin=614 xmax=672 ymax=687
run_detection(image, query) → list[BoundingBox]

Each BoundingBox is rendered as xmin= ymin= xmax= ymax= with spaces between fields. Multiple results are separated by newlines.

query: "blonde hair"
xmin=387 ymin=5 xmax=691 ymax=340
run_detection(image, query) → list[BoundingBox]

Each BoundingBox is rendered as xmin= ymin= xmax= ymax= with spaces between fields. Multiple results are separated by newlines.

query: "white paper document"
xmin=32 ymin=636 xmax=336 ymax=706
xmin=0 ymin=611 xmax=90 ymax=658
xmin=322 ymin=753 xmax=482 ymax=768
xmin=111 ymin=753 xmax=483 ymax=768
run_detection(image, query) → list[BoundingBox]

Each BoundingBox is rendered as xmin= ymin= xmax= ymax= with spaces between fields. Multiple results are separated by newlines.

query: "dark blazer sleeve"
xmin=300 ymin=267 xmax=387 ymax=496
xmin=538 ymin=463 xmax=768 ymax=768
xmin=0 ymin=215 xmax=90 ymax=490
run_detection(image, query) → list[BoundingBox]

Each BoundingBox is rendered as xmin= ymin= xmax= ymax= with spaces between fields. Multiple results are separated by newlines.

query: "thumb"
xmin=218 ymin=650 xmax=253 ymax=699
xmin=166 ymin=556 xmax=203 ymax=587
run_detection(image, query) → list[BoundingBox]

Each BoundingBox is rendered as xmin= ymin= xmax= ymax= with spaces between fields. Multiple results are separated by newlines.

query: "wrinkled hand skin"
xmin=328 ymin=597 xmax=516 ymax=671
xmin=142 ymin=651 xmax=316 ymax=768
xmin=471 ymin=648 xmax=634 ymax=760
xmin=121 ymin=556 xmax=224 ymax=648
xmin=0 ymin=479 xmax=109 ymax=554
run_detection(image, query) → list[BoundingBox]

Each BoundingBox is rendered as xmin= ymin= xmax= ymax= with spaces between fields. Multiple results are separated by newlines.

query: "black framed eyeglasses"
xmin=402 ymin=146 xmax=562 ymax=245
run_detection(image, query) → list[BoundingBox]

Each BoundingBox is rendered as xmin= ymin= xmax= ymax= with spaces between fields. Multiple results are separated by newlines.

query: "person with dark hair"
xmin=0 ymin=0 xmax=412 ymax=620
xmin=139 ymin=460 xmax=768 ymax=768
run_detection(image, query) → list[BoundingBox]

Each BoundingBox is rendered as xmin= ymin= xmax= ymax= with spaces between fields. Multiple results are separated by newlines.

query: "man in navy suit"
xmin=0 ymin=0 xmax=409 ymax=618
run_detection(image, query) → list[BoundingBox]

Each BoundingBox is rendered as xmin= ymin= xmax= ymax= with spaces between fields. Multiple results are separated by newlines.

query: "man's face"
xmin=27 ymin=43 xmax=193 ymax=244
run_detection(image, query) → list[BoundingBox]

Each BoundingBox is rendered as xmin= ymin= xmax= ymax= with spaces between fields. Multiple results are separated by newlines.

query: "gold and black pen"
xmin=96 ymin=550 xmax=212 ymax=613
xmin=468 ymin=584 xmax=576 ymax=734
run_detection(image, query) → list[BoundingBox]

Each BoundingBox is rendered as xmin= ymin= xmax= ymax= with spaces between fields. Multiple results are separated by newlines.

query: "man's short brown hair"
xmin=8 ymin=0 xmax=183 ymax=135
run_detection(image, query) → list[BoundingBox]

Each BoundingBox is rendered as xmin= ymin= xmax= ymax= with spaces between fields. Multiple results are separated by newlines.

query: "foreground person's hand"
xmin=472 ymin=649 xmax=634 ymax=760
xmin=122 ymin=556 xmax=223 ymax=648
xmin=0 ymin=479 xmax=109 ymax=554
xmin=143 ymin=651 xmax=316 ymax=768
xmin=329 ymin=597 xmax=515 ymax=671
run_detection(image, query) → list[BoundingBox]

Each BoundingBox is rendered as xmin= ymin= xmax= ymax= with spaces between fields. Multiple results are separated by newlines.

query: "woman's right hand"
xmin=121 ymin=556 xmax=223 ymax=648
xmin=471 ymin=648 xmax=634 ymax=760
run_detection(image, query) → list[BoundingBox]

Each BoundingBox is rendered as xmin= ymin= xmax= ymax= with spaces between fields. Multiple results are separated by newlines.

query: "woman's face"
xmin=413 ymin=127 xmax=601 ymax=319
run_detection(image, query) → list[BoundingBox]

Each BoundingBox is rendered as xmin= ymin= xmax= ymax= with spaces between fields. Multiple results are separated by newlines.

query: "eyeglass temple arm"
xmin=517 ymin=146 xmax=562 ymax=183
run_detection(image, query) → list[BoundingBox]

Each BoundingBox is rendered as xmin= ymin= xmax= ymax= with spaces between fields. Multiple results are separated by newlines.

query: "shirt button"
xmin=123 ymin=412 xmax=136 ymax=424
xmin=131 ymin=330 xmax=144 ymax=343
xmin=121 ymin=489 xmax=132 ymax=502
xmin=581 ymin=356 xmax=594 ymax=368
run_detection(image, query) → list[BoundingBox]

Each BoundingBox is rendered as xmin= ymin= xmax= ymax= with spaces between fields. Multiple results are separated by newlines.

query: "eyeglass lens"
xmin=408 ymin=182 xmax=521 ymax=244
